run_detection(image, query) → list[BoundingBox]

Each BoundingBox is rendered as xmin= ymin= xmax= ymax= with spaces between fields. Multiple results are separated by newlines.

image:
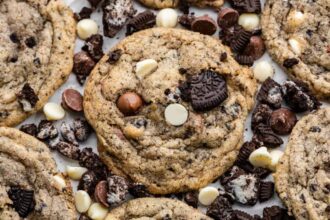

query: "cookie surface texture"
xmin=0 ymin=0 xmax=76 ymax=126
xmin=274 ymin=107 xmax=330 ymax=220
xmin=0 ymin=127 xmax=77 ymax=219
xmin=84 ymin=28 xmax=257 ymax=194
xmin=262 ymin=0 xmax=330 ymax=99
xmin=105 ymin=198 xmax=212 ymax=219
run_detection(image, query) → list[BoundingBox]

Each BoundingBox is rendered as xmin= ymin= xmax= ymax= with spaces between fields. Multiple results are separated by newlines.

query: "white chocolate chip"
xmin=136 ymin=59 xmax=158 ymax=79
xmin=253 ymin=61 xmax=274 ymax=82
xmin=52 ymin=174 xmax=66 ymax=190
xmin=43 ymin=102 xmax=66 ymax=121
xmin=248 ymin=147 xmax=272 ymax=169
xmin=288 ymin=38 xmax=302 ymax=55
xmin=268 ymin=150 xmax=284 ymax=171
xmin=66 ymin=166 xmax=88 ymax=180
xmin=156 ymin=8 xmax=178 ymax=28
xmin=198 ymin=186 xmax=219 ymax=206
xmin=77 ymin=19 xmax=98 ymax=40
xmin=75 ymin=190 xmax=92 ymax=213
xmin=286 ymin=10 xmax=305 ymax=30
xmin=123 ymin=124 xmax=144 ymax=139
xmin=164 ymin=104 xmax=188 ymax=126
xmin=238 ymin=13 xmax=260 ymax=31
xmin=88 ymin=203 xmax=108 ymax=220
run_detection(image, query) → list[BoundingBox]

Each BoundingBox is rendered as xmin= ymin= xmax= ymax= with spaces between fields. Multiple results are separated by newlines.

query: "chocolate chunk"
xmin=126 ymin=11 xmax=155 ymax=35
xmin=229 ymin=0 xmax=261 ymax=13
xmin=183 ymin=191 xmax=198 ymax=208
xmin=107 ymin=175 xmax=129 ymax=206
xmin=56 ymin=141 xmax=80 ymax=160
xmin=7 ymin=186 xmax=35 ymax=218
xmin=231 ymin=29 xmax=252 ymax=52
xmin=236 ymin=142 xmax=257 ymax=166
xmin=220 ymin=166 xmax=246 ymax=186
xmin=107 ymin=49 xmax=122 ymax=64
xmin=78 ymin=170 xmax=99 ymax=195
xmin=178 ymin=14 xmax=195 ymax=29
xmin=128 ymin=183 xmax=152 ymax=198
xmin=10 ymin=33 xmax=20 ymax=43
xmin=79 ymin=214 xmax=91 ymax=220
xmin=283 ymin=58 xmax=299 ymax=68
xmin=233 ymin=210 xmax=254 ymax=220
xmin=82 ymin=34 xmax=104 ymax=61
xmin=243 ymin=36 xmax=265 ymax=60
xmin=79 ymin=147 xmax=105 ymax=170
xmin=269 ymin=108 xmax=297 ymax=135
xmin=62 ymin=89 xmax=83 ymax=112
xmin=73 ymin=51 xmax=96 ymax=85
xmin=220 ymin=52 xmax=228 ymax=61
xmin=60 ymin=122 xmax=78 ymax=146
xmin=218 ymin=8 xmax=239 ymax=28
xmin=191 ymin=15 xmax=217 ymax=35
xmin=74 ymin=7 xmax=93 ymax=21
xmin=20 ymin=123 xmax=37 ymax=137
xmin=257 ymin=78 xmax=283 ymax=109
xmin=17 ymin=83 xmax=39 ymax=112
xmin=206 ymin=196 xmax=234 ymax=220
xmin=259 ymin=181 xmax=274 ymax=202
xmin=94 ymin=180 xmax=109 ymax=207
xmin=281 ymin=80 xmax=321 ymax=112
xmin=73 ymin=118 xmax=92 ymax=142
xmin=251 ymin=104 xmax=272 ymax=131
xmin=179 ymin=70 xmax=228 ymax=112
xmin=36 ymin=120 xmax=58 ymax=140
xmin=263 ymin=206 xmax=285 ymax=220
xmin=25 ymin=37 xmax=36 ymax=48
xmin=235 ymin=54 xmax=254 ymax=66
xmin=102 ymin=0 xmax=136 ymax=37
xmin=253 ymin=124 xmax=283 ymax=147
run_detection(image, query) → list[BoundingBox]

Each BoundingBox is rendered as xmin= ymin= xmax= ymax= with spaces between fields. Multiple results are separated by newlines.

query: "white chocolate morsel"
xmin=269 ymin=150 xmax=284 ymax=171
xmin=248 ymin=147 xmax=272 ymax=169
xmin=156 ymin=8 xmax=178 ymax=28
xmin=52 ymin=174 xmax=67 ymax=190
xmin=288 ymin=38 xmax=302 ymax=55
xmin=286 ymin=10 xmax=305 ymax=30
xmin=238 ymin=13 xmax=260 ymax=31
xmin=43 ymin=102 xmax=66 ymax=120
xmin=88 ymin=203 xmax=108 ymax=220
xmin=198 ymin=186 xmax=219 ymax=206
xmin=164 ymin=104 xmax=188 ymax=126
xmin=75 ymin=190 xmax=92 ymax=213
xmin=77 ymin=19 xmax=98 ymax=40
xmin=136 ymin=59 xmax=158 ymax=79
xmin=253 ymin=61 xmax=274 ymax=82
xmin=66 ymin=166 xmax=88 ymax=180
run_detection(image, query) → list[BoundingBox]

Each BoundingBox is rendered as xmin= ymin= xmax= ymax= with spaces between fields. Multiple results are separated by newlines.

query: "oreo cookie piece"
xmin=126 ymin=11 xmax=156 ymax=36
xmin=7 ymin=186 xmax=35 ymax=218
xmin=236 ymin=142 xmax=257 ymax=166
xmin=253 ymin=123 xmax=283 ymax=147
xmin=230 ymin=29 xmax=252 ymax=52
xmin=259 ymin=181 xmax=274 ymax=202
xmin=257 ymin=78 xmax=283 ymax=109
xmin=229 ymin=0 xmax=261 ymax=13
xmin=220 ymin=165 xmax=246 ymax=186
xmin=206 ymin=196 xmax=234 ymax=220
xmin=251 ymin=104 xmax=272 ymax=131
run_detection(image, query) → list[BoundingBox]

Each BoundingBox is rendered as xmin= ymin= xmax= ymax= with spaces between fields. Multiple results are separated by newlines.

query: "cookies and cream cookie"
xmin=0 ymin=0 xmax=76 ymax=126
xmin=262 ymin=0 xmax=330 ymax=99
xmin=84 ymin=28 xmax=257 ymax=194
xmin=138 ymin=0 xmax=224 ymax=10
xmin=0 ymin=127 xmax=77 ymax=219
xmin=274 ymin=107 xmax=330 ymax=220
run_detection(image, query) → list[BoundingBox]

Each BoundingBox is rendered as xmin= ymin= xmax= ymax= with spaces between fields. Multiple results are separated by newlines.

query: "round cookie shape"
xmin=0 ymin=0 xmax=76 ymax=126
xmin=262 ymin=0 xmax=330 ymax=99
xmin=0 ymin=127 xmax=77 ymax=219
xmin=138 ymin=0 xmax=223 ymax=9
xmin=274 ymin=108 xmax=330 ymax=220
xmin=84 ymin=28 xmax=257 ymax=194
xmin=105 ymin=198 xmax=211 ymax=219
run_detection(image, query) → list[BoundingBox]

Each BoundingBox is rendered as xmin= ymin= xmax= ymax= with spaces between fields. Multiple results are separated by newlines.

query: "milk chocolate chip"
xmin=191 ymin=15 xmax=217 ymax=35
xmin=218 ymin=8 xmax=239 ymax=28
xmin=269 ymin=108 xmax=297 ymax=135
xmin=117 ymin=92 xmax=143 ymax=116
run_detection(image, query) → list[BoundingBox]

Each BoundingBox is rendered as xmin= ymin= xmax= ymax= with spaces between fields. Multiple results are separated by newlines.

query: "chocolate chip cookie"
xmin=105 ymin=198 xmax=211 ymax=219
xmin=138 ymin=0 xmax=223 ymax=9
xmin=0 ymin=127 xmax=76 ymax=219
xmin=84 ymin=28 xmax=257 ymax=194
xmin=0 ymin=0 xmax=76 ymax=126
xmin=274 ymin=107 xmax=330 ymax=220
xmin=262 ymin=0 xmax=330 ymax=99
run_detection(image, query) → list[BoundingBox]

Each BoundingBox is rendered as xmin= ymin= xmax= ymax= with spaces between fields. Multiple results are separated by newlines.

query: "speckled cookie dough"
xmin=262 ymin=0 xmax=330 ymax=99
xmin=274 ymin=107 xmax=330 ymax=220
xmin=0 ymin=0 xmax=76 ymax=127
xmin=138 ymin=0 xmax=224 ymax=9
xmin=0 ymin=127 xmax=77 ymax=220
xmin=105 ymin=198 xmax=211 ymax=219
xmin=84 ymin=28 xmax=257 ymax=194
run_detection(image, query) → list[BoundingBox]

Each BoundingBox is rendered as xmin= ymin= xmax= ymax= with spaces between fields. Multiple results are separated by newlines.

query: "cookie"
xmin=84 ymin=28 xmax=257 ymax=194
xmin=0 ymin=0 xmax=76 ymax=126
xmin=274 ymin=107 xmax=330 ymax=220
xmin=0 ymin=127 xmax=76 ymax=219
xmin=138 ymin=0 xmax=223 ymax=10
xmin=105 ymin=198 xmax=211 ymax=219
xmin=261 ymin=0 xmax=330 ymax=99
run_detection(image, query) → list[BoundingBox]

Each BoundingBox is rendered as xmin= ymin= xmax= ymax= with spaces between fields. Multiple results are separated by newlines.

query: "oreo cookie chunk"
xmin=253 ymin=123 xmax=283 ymax=147
xmin=206 ymin=196 xmax=234 ymax=220
xmin=17 ymin=83 xmax=39 ymax=112
xmin=126 ymin=11 xmax=156 ymax=35
xmin=7 ymin=186 xmax=35 ymax=218
xmin=257 ymin=78 xmax=283 ymax=109
xmin=179 ymin=69 xmax=228 ymax=111
xmin=229 ymin=0 xmax=261 ymax=13
xmin=251 ymin=104 xmax=272 ymax=130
